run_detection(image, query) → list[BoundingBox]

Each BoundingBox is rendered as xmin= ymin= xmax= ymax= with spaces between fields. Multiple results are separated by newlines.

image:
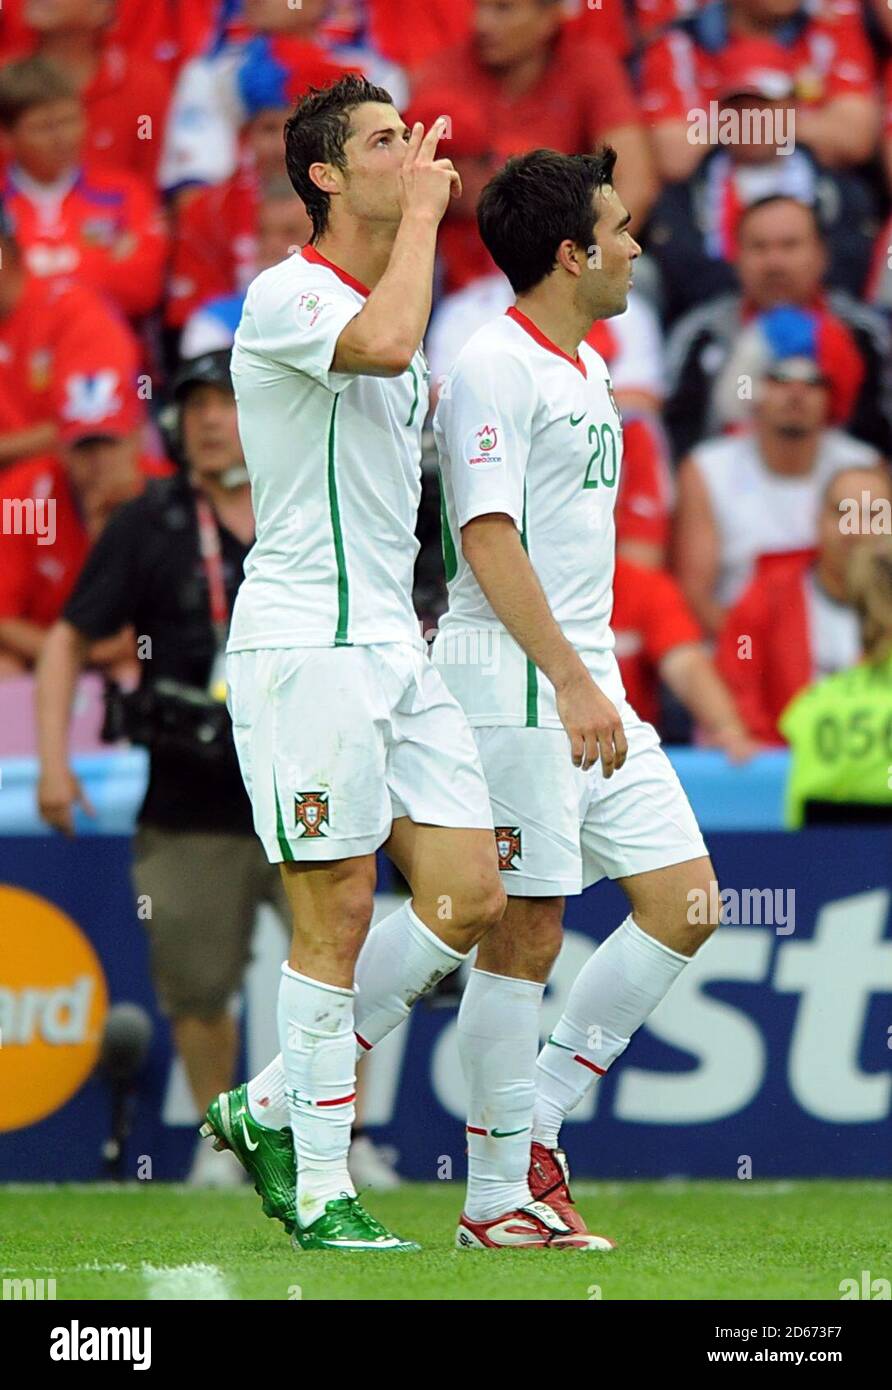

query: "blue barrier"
xmin=0 ymin=746 xmax=791 ymax=835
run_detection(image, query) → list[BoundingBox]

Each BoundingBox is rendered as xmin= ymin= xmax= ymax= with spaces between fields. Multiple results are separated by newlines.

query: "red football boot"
xmin=456 ymin=1199 xmax=614 ymax=1250
xmin=529 ymin=1141 xmax=616 ymax=1247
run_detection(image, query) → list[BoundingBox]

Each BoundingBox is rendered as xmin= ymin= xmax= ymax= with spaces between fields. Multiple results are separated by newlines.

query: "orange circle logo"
xmin=0 ymin=886 xmax=109 ymax=1131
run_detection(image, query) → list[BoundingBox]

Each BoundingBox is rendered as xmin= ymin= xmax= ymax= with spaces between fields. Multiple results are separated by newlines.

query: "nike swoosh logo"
xmin=240 ymin=1117 xmax=259 ymax=1152
xmin=569 ymin=412 xmax=587 ymax=426
xmin=491 ymin=1127 xmax=530 ymax=1138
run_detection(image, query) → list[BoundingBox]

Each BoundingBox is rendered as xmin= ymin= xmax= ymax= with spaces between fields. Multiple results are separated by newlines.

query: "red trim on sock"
xmin=574 ymin=1055 xmax=607 ymax=1075
xmin=466 ymin=1124 xmax=487 ymax=1136
xmin=355 ymin=1032 xmax=372 ymax=1051
xmin=317 ymin=1092 xmax=357 ymax=1107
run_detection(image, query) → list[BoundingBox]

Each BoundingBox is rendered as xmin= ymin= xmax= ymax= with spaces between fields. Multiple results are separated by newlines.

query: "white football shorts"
xmin=473 ymin=706 xmax=709 ymax=896
xmin=227 ymin=643 xmax=494 ymax=864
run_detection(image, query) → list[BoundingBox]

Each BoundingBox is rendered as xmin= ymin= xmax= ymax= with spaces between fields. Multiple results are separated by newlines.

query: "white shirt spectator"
xmin=693 ymin=428 xmax=880 ymax=608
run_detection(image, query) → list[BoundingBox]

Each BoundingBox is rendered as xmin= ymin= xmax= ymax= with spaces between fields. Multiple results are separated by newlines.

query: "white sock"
xmin=353 ymin=899 xmax=466 ymax=1053
xmin=533 ymin=915 xmax=690 ymax=1148
xmin=246 ymin=1054 xmax=288 ymax=1127
xmin=248 ymin=901 xmax=467 ymax=1130
xmin=278 ymin=964 xmax=357 ymax=1228
xmin=459 ymin=968 xmax=544 ymax=1222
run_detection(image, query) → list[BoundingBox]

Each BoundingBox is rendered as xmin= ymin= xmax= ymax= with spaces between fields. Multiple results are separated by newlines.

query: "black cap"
xmin=171 ymin=350 xmax=234 ymax=402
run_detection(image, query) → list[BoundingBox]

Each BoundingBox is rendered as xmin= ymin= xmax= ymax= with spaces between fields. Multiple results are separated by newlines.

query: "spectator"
xmin=0 ymin=57 xmax=168 ymax=322
xmin=634 ymin=0 xmax=710 ymax=41
xmin=180 ymin=181 xmax=311 ymax=357
xmin=0 ymin=195 xmax=150 ymax=470
xmin=165 ymin=41 xmax=315 ymax=334
xmin=560 ymin=0 xmax=633 ymax=56
xmin=1 ymin=0 xmax=173 ymax=184
xmin=673 ymin=343 xmax=881 ymax=637
xmin=647 ymin=38 xmax=878 ymax=323
xmin=716 ymin=466 xmax=892 ymax=742
xmin=406 ymin=88 xmax=500 ymax=295
xmin=158 ymin=0 xmax=371 ymax=199
xmin=664 ymin=197 xmax=892 ymax=458
xmin=0 ymin=0 xmax=182 ymax=73
xmin=35 ymin=351 xmax=287 ymax=1187
xmin=410 ymin=0 xmax=658 ymax=233
xmin=0 ymin=391 xmax=149 ymax=675
xmin=780 ymin=538 xmax=892 ymax=826
xmin=613 ymin=555 xmax=759 ymax=758
xmin=427 ymin=273 xmax=674 ymax=565
xmin=641 ymin=0 xmax=879 ymax=181
xmin=368 ymin=0 xmax=474 ymax=68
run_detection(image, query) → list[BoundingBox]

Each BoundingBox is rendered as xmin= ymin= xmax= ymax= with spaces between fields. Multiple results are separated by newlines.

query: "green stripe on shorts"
xmin=273 ymin=772 xmax=295 ymax=863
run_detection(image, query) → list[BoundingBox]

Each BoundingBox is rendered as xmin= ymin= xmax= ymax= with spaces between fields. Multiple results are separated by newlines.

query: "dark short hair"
xmin=738 ymin=195 xmax=825 ymax=242
xmin=477 ymin=147 xmax=617 ymax=293
xmin=0 ymin=56 xmax=77 ymax=129
xmin=284 ymin=73 xmax=394 ymax=241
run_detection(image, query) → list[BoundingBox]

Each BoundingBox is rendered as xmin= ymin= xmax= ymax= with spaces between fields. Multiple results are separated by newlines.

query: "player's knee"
xmin=674 ymin=864 xmax=722 ymax=955
xmin=450 ymin=880 xmax=507 ymax=944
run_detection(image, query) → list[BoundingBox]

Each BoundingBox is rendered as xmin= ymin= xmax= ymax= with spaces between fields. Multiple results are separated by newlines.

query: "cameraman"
xmin=35 ymin=351 xmax=289 ymax=1185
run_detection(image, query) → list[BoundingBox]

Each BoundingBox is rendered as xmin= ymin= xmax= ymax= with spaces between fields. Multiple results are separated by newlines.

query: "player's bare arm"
xmin=460 ymin=511 xmax=627 ymax=775
xmin=332 ymin=118 xmax=461 ymax=377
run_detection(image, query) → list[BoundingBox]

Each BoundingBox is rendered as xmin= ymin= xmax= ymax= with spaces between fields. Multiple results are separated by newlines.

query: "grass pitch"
xmin=2 ymin=1180 xmax=890 ymax=1301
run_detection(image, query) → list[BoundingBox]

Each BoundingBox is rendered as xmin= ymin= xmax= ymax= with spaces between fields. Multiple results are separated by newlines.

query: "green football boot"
xmin=199 ymin=1084 xmax=296 ymax=1233
xmin=292 ymin=1194 xmax=420 ymax=1252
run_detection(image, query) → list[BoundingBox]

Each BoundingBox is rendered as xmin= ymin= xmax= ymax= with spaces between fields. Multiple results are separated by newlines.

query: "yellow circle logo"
xmin=0 ymin=886 xmax=109 ymax=1131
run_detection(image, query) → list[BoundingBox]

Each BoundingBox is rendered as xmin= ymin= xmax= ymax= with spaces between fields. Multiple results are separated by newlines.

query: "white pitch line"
xmin=141 ymin=1262 xmax=233 ymax=1300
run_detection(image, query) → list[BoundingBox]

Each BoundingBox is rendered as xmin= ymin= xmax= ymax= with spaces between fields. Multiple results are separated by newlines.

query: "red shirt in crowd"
xmin=0 ymin=276 xmax=142 ymax=442
xmin=166 ymin=163 xmax=259 ymax=329
xmin=74 ymin=43 xmax=172 ymax=185
xmin=0 ymin=455 xmax=89 ymax=629
xmin=612 ymin=557 xmax=702 ymax=726
xmin=641 ymin=2 xmax=874 ymax=125
xmin=369 ymin=0 xmax=474 ymax=68
xmin=0 ymin=0 xmax=180 ymax=68
xmin=411 ymin=28 xmax=642 ymax=161
xmin=561 ymin=0 xmax=632 ymax=56
xmin=3 ymin=166 xmax=168 ymax=321
xmin=715 ymin=549 xmax=817 ymax=744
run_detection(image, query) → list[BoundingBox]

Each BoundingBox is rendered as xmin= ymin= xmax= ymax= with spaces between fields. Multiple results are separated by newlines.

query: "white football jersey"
xmin=433 ymin=307 xmax=625 ymax=727
xmin=228 ymin=246 xmax=429 ymax=653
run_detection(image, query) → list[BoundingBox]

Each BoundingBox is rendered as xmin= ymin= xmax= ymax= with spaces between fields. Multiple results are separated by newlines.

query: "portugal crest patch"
xmin=294 ymin=791 xmax=329 ymax=837
xmin=494 ymin=826 xmax=522 ymax=872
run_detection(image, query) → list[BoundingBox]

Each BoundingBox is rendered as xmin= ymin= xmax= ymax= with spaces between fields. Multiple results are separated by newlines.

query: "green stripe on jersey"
xmin=439 ymin=472 xmax=458 ymax=582
xmin=406 ymin=363 xmax=420 ymax=429
xmin=520 ymin=488 xmax=538 ymax=728
xmin=274 ymin=772 xmax=295 ymax=863
xmin=326 ymin=397 xmax=350 ymax=646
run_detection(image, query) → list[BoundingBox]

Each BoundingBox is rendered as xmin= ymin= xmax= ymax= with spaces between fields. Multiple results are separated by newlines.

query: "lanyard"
xmin=194 ymin=492 xmax=229 ymax=645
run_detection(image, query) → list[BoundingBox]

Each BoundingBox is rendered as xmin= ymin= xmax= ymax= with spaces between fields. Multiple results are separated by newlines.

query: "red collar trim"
xmin=506 ymin=306 xmax=587 ymax=377
xmin=302 ymin=244 xmax=370 ymax=298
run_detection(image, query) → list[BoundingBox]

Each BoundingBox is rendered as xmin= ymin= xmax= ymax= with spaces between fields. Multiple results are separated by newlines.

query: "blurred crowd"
xmin=2 ymin=0 xmax=892 ymax=751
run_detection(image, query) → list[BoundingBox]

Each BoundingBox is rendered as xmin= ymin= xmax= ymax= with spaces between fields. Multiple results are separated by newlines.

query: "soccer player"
xmin=432 ymin=148 xmax=722 ymax=1248
xmin=203 ymin=76 xmax=506 ymax=1252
